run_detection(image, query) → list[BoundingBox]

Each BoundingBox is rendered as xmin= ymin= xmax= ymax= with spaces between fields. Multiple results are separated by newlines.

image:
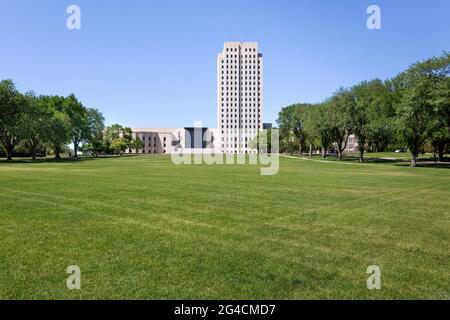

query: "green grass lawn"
xmin=361 ymin=152 xmax=434 ymax=160
xmin=0 ymin=155 xmax=449 ymax=299
xmin=344 ymin=151 xmax=438 ymax=160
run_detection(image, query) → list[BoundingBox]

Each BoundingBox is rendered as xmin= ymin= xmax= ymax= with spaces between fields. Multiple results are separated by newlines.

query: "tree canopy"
xmin=276 ymin=52 xmax=450 ymax=166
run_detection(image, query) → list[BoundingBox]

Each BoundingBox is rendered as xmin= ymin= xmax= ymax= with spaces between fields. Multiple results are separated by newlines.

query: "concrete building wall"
xmin=126 ymin=128 xmax=220 ymax=154
xmin=127 ymin=128 xmax=179 ymax=154
xmin=217 ymin=42 xmax=263 ymax=154
xmin=344 ymin=134 xmax=359 ymax=154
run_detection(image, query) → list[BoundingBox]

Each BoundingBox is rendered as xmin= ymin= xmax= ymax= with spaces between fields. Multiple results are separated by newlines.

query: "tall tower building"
xmin=217 ymin=42 xmax=263 ymax=154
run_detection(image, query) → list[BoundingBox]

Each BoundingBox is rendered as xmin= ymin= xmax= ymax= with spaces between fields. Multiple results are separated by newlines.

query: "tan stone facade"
xmin=126 ymin=128 xmax=219 ymax=154
xmin=217 ymin=42 xmax=263 ymax=154
xmin=128 ymin=128 xmax=180 ymax=154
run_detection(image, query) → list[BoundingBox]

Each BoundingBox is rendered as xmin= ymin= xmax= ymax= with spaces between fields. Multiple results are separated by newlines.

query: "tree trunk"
xmin=298 ymin=142 xmax=303 ymax=156
xmin=438 ymin=151 xmax=444 ymax=162
xmin=309 ymin=144 xmax=313 ymax=157
xmin=359 ymin=149 xmax=364 ymax=163
xmin=6 ymin=147 xmax=13 ymax=161
xmin=322 ymin=148 xmax=326 ymax=158
xmin=410 ymin=154 xmax=417 ymax=167
xmin=73 ymin=143 xmax=78 ymax=158
xmin=55 ymin=146 xmax=61 ymax=159
xmin=337 ymin=150 xmax=342 ymax=160
xmin=31 ymin=144 xmax=36 ymax=161
xmin=437 ymin=145 xmax=445 ymax=162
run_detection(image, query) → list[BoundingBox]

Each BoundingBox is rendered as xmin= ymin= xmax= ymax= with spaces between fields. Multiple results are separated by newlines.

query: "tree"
xmin=110 ymin=138 xmax=128 ymax=155
xmin=303 ymin=106 xmax=322 ymax=157
xmin=350 ymin=83 xmax=370 ymax=163
xmin=0 ymin=80 xmax=27 ymax=161
xmin=316 ymin=103 xmax=333 ymax=158
xmin=104 ymin=124 xmax=122 ymax=145
xmin=428 ymin=55 xmax=450 ymax=162
xmin=84 ymin=108 xmax=105 ymax=157
xmin=22 ymin=93 xmax=52 ymax=160
xmin=104 ymin=124 xmax=133 ymax=153
xmin=277 ymin=104 xmax=313 ymax=155
xmin=351 ymin=80 xmax=392 ymax=162
xmin=122 ymin=127 xmax=133 ymax=146
xmin=130 ymin=136 xmax=144 ymax=155
xmin=44 ymin=96 xmax=71 ymax=159
xmin=280 ymin=133 xmax=297 ymax=155
xmin=395 ymin=54 xmax=449 ymax=167
xmin=328 ymin=88 xmax=354 ymax=160
xmin=63 ymin=94 xmax=88 ymax=157
xmin=304 ymin=103 xmax=333 ymax=158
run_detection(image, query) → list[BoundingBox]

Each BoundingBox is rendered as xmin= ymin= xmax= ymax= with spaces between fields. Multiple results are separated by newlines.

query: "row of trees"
xmin=0 ymin=80 xmax=144 ymax=160
xmin=277 ymin=53 xmax=450 ymax=167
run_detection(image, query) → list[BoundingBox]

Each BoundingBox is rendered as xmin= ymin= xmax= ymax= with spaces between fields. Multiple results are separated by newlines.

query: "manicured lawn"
xmin=361 ymin=152 xmax=434 ymax=160
xmin=0 ymin=155 xmax=449 ymax=299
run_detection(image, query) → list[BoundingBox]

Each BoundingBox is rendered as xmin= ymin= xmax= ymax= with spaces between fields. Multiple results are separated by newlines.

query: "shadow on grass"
xmin=294 ymin=154 xmax=407 ymax=164
xmin=394 ymin=162 xmax=450 ymax=169
xmin=340 ymin=156 xmax=450 ymax=168
xmin=337 ymin=156 xmax=406 ymax=164
xmin=286 ymin=153 xmax=450 ymax=169
xmin=0 ymin=155 xmax=138 ymax=164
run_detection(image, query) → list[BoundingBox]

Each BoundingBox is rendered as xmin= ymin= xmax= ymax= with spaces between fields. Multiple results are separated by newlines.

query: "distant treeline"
xmin=276 ymin=52 xmax=450 ymax=167
xmin=0 ymin=81 xmax=144 ymax=160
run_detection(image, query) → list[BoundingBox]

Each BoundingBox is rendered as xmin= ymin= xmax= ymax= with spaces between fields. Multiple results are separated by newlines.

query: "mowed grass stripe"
xmin=0 ymin=155 xmax=449 ymax=299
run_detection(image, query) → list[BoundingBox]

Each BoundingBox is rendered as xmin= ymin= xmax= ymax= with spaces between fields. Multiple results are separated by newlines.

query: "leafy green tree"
xmin=104 ymin=124 xmax=121 ymax=144
xmin=63 ymin=94 xmax=88 ymax=157
xmin=430 ymin=123 xmax=449 ymax=162
xmin=103 ymin=124 xmax=133 ymax=154
xmin=328 ymin=88 xmax=354 ymax=160
xmin=367 ymin=80 xmax=397 ymax=153
xmin=122 ymin=127 xmax=133 ymax=146
xmin=277 ymin=104 xmax=313 ymax=155
xmin=428 ymin=56 xmax=450 ymax=161
xmin=130 ymin=136 xmax=144 ymax=155
xmin=84 ymin=108 xmax=105 ymax=157
xmin=351 ymin=80 xmax=392 ymax=162
xmin=43 ymin=96 xmax=71 ymax=158
xmin=309 ymin=103 xmax=332 ymax=158
xmin=104 ymin=124 xmax=123 ymax=152
xmin=350 ymin=83 xmax=371 ymax=162
xmin=110 ymin=138 xmax=128 ymax=155
xmin=0 ymin=80 xmax=27 ymax=160
xmin=395 ymin=54 xmax=449 ymax=167
xmin=22 ymin=93 xmax=53 ymax=160
xmin=303 ymin=106 xmax=322 ymax=157
xmin=280 ymin=133 xmax=297 ymax=155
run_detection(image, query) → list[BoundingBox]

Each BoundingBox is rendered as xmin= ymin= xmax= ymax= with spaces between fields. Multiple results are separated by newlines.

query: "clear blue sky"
xmin=0 ymin=0 xmax=449 ymax=127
